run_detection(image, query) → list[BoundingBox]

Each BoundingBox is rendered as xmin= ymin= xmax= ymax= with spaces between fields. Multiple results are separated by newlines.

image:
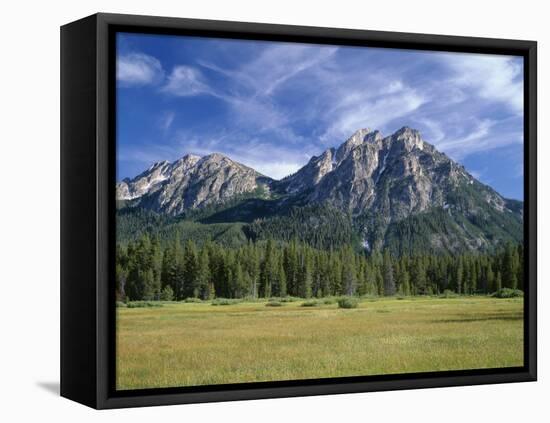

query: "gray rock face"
xmin=280 ymin=126 xmax=508 ymax=221
xmin=117 ymin=126 xmax=515 ymax=227
xmin=116 ymin=153 xmax=272 ymax=215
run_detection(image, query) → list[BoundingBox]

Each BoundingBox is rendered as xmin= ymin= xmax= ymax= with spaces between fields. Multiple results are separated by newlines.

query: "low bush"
xmin=322 ymin=298 xmax=336 ymax=305
xmin=184 ymin=297 xmax=203 ymax=303
xmin=126 ymin=301 xmax=163 ymax=308
xmin=266 ymin=301 xmax=283 ymax=307
xmin=337 ymin=297 xmax=359 ymax=309
xmin=301 ymin=300 xmax=320 ymax=307
xmin=116 ymin=301 xmax=127 ymax=308
xmin=211 ymin=298 xmax=241 ymax=306
xmin=439 ymin=289 xmax=459 ymax=299
xmin=492 ymin=288 xmax=524 ymax=298
xmin=279 ymin=296 xmax=301 ymax=303
xmin=160 ymin=286 xmax=174 ymax=301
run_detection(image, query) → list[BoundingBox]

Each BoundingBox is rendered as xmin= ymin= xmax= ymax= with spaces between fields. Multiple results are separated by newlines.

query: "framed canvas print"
xmin=60 ymin=13 xmax=537 ymax=409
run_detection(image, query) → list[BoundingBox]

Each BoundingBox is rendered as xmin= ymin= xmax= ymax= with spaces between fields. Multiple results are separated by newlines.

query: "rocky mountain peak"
xmin=335 ymin=128 xmax=373 ymax=162
xmin=392 ymin=126 xmax=424 ymax=151
xmin=116 ymin=151 xmax=271 ymax=215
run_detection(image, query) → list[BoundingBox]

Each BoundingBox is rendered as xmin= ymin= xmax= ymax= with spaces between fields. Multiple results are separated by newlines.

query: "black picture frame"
xmin=60 ymin=12 xmax=537 ymax=409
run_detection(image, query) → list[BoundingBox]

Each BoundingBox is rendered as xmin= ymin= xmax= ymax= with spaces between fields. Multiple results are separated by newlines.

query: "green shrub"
xmin=211 ymin=298 xmax=241 ymax=306
xmin=301 ymin=300 xmax=320 ymax=307
xmin=242 ymin=296 xmax=262 ymax=303
xmin=126 ymin=301 xmax=163 ymax=308
xmin=279 ymin=296 xmax=301 ymax=303
xmin=116 ymin=301 xmax=127 ymax=308
xmin=160 ymin=286 xmax=174 ymax=301
xmin=439 ymin=289 xmax=459 ymax=298
xmin=492 ymin=288 xmax=524 ymax=298
xmin=323 ymin=298 xmax=336 ymax=305
xmin=337 ymin=297 xmax=359 ymax=309
xmin=184 ymin=297 xmax=203 ymax=303
xmin=266 ymin=301 xmax=283 ymax=307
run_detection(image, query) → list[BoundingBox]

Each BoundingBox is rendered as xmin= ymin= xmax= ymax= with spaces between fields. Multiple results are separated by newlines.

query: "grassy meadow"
xmin=116 ymin=296 xmax=523 ymax=390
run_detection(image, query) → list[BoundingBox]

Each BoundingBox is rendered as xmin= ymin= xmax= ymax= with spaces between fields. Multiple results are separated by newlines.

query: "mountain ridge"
xmin=116 ymin=126 xmax=523 ymax=254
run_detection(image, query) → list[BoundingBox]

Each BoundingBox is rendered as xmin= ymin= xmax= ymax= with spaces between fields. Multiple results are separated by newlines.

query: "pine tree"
xmin=183 ymin=239 xmax=199 ymax=298
xmin=342 ymin=247 xmax=357 ymax=296
xmin=412 ymin=257 xmax=427 ymax=295
xmin=495 ymin=271 xmax=502 ymax=292
xmin=383 ymin=250 xmax=396 ymax=296
xmin=503 ymin=243 xmax=519 ymax=289
xmin=197 ymin=248 xmax=211 ymax=299
xmin=301 ymin=248 xmax=313 ymax=298
xmin=260 ymin=239 xmax=275 ymax=298
xmin=486 ymin=264 xmax=495 ymax=293
xmin=455 ymin=257 xmax=464 ymax=294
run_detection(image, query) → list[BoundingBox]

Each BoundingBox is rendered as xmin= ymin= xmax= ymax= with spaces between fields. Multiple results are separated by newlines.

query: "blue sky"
xmin=116 ymin=32 xmax=524 ymax=200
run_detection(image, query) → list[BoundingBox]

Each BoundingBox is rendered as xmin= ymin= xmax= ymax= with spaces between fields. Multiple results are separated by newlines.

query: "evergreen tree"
xmin=455 ymin=257 xmax=464 ymax=294
xmin=197 ymin=247 xmax=211 ymax=299
xmin=183 ymin=239 xmax=199 ymax=298
xmin=342 ymin=247 xmax=357 ymax=296
xmin=503 ymin=243 xmax=519 ymax=289
xmin=495 ymin=271 xmax=502 ymax=292
xmin=383 ymin=250 xmax=396 ymax=296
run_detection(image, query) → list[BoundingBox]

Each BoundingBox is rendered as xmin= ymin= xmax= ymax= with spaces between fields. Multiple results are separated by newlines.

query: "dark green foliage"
xmin=160 ymin=285 xmax=174 ymax=301
xmin=383 ymin=250 xmax=396 ymax=296
xmin=249 ymin=204 xmax=357 ymax=250
xmin=370 ymin=199 xmax=522 ymax=256
xmin=301 ymin=300 xmax=321 ymax=307
xmin=117 ymin=207 xmax=249 ymax=249
xmin=116 ymin=234 xmax=523 ymax=302
xmin=337 ymin=297 xmax=359 ymax=309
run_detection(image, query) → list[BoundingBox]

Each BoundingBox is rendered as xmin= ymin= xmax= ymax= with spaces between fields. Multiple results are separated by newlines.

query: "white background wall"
xmin=0 ymin=0 xmax=546 ymax=421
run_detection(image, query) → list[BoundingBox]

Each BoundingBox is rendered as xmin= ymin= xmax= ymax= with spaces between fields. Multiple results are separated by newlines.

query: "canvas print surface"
xmin=115 ymin=32 xmax=525 ymax=390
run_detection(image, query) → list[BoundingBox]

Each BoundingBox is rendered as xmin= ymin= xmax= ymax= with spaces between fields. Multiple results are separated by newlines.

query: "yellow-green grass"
xmin=116 ymin=297 xmax=523 ymax=390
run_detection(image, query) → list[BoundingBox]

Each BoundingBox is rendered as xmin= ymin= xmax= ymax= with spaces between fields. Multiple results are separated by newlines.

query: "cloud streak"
xmin=117 ymin=53 xmax=164 ymax=86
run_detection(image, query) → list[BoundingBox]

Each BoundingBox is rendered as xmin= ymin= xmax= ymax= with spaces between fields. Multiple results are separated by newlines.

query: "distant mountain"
xmin=117 ymin=127 xmax=523 ymax=255
xmin=117 ymin=153 xmax=273 ymax=216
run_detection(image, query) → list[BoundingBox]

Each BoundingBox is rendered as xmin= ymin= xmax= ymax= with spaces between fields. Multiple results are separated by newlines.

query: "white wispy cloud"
xmin=158 ymin=111 xmax=175 ymax=132
xmin=441 ymin=53 xmax=523 ymax=114
xmin=117 ymin=53 xmax=164 ymax=86
xmin=171 ymin=129 xmax=310 ymax=179
xmin=320 ymin=84 xmax=426 ymax=144
xmin=436 ymin=118 xmax=523 ymax=160
xmin=160 ymin=66 xmax=217 ymax=97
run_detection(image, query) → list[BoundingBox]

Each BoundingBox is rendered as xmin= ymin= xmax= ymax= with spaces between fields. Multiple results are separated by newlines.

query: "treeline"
xmin=116 ymin=236 xmax=523 ymax=302
xmin=248 ymin=204 xmax=357 ymax=250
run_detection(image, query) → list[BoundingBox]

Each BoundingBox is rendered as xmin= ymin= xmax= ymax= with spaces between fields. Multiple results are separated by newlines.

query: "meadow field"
xmin=116 ymin=297 xmax=524 ymax=390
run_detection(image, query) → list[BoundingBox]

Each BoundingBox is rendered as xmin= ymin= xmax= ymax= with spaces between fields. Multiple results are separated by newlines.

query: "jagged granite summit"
xmin=281 ymin=127 xmax=509 ymax=217
xmin=117 ymin=126 xmax=523 ymax=253
xmin=117 ymin=153 xmax=272 ymax=216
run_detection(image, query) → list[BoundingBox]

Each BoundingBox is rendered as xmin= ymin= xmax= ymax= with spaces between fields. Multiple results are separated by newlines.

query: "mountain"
xmin=117 ymin=127 xmax=523 ymax=255
xmin=117 ymin=153 xmax=273 ymax=216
